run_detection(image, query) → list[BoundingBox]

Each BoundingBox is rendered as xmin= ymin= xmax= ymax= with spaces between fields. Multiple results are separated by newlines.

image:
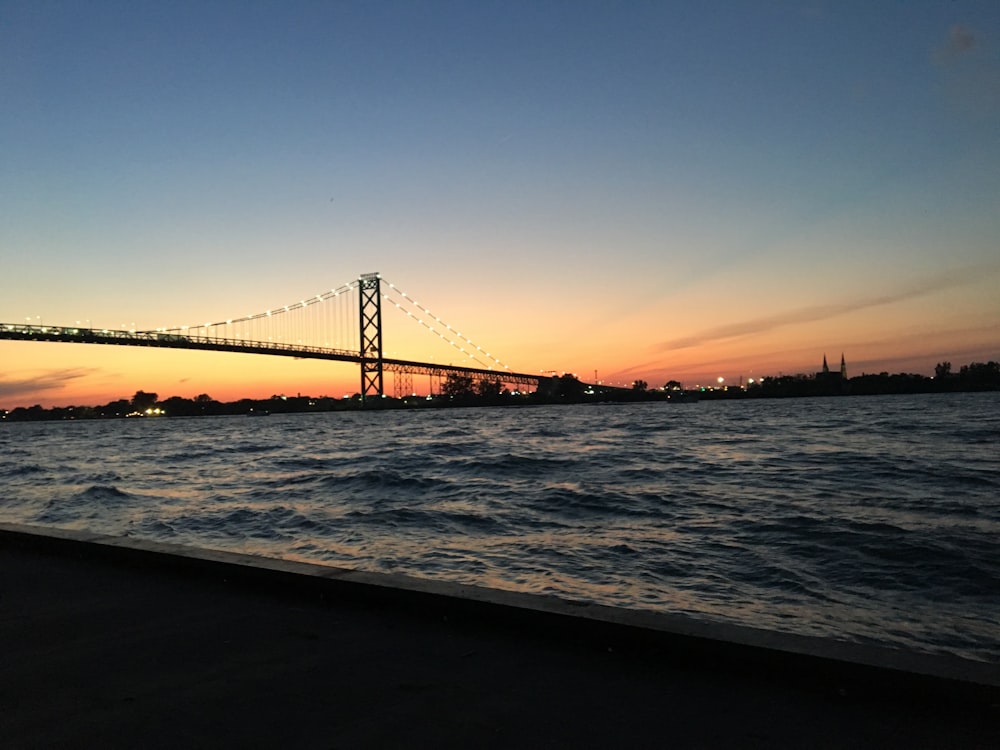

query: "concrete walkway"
xmin=1 ymin=525 xmax=996 ymax=748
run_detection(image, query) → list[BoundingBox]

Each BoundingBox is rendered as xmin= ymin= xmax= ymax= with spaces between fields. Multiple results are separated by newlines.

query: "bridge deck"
xmin=0 ymin=323 xmax=544 ymax=387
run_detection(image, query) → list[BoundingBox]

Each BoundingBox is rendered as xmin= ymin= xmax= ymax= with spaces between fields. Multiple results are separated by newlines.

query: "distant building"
xmin=816 ymin=353 xmax=847 ymax=392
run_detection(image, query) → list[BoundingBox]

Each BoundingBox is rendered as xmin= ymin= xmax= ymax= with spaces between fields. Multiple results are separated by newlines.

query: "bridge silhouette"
xmin=1 ymin=273 xmax=564 ymax=403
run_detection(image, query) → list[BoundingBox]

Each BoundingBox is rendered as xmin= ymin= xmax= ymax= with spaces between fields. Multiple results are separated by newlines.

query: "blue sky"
xmin=2 ymin=1 xmax=998 ymax=405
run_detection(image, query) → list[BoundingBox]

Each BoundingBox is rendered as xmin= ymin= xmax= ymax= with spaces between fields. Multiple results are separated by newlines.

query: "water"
xmin=2 ymin=392 xmax=998 ymax=663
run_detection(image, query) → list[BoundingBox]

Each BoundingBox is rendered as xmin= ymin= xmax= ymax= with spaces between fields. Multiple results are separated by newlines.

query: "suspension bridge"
xmin=0 ymin=273 xmax=562 ymax=403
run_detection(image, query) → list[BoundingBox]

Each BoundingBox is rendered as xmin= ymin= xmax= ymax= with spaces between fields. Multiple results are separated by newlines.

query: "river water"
xmin=2 ymin=392 xmax=998 ymax=663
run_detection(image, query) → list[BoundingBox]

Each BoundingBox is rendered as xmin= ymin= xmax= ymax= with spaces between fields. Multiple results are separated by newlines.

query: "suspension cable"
xmin=381 ymin=279 xmax=510 ymax=371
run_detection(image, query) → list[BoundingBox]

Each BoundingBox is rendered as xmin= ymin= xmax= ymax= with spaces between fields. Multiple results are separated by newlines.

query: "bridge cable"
xmin=381 ymin=279 xmax=510 ymax=372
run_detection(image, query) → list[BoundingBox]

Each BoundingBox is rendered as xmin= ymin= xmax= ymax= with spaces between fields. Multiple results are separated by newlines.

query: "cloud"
xmin=608 ymin=359 xmax=666 ymax=378
xmin=654 ymin=265 xmax=997 ymax=353
xmin=0 ymin=368 xmax=96 ymax=400
xmin=935 ymin=24 xmax=977 ymax=65
xmin=607 ymin=314 xmax=1000 ymax=384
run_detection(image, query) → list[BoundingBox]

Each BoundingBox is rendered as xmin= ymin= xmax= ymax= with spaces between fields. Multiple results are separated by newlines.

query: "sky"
xmin=2 ymin=1 xmax=999 ymax=407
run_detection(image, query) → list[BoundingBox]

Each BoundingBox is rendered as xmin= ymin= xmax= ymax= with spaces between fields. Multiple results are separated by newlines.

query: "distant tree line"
xmin=0 ymin=390 xmax=362 ymax=422
xmin=2 ymin=360 xmax=997 ymax=421
xmin=0 ymin=372 xmax=660 ymax=421
xmin=738 ymin=360 xmax=999 ymax=399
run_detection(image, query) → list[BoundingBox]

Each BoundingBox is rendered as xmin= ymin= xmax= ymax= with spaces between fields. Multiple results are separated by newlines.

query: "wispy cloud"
xmin=655 ymin=265 xmax=996 ymax=353
xmin=0 ymin=368 xmax=96 ymax=400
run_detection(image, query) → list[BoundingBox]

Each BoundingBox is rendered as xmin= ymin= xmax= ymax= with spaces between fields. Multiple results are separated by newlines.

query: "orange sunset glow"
xmin=2 ymin=4 xmax=998 ymax=409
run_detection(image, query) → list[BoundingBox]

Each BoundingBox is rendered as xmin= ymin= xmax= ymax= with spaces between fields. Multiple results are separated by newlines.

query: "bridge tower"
xmin=358 ymin=272 xmax=384 ymax=403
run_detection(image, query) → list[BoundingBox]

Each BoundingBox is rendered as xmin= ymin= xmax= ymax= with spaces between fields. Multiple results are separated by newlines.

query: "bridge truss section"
xmin=358 ymin=272 xmax=384 ymax=402
xmin=383 ymin=361 xmax=541 ymax=390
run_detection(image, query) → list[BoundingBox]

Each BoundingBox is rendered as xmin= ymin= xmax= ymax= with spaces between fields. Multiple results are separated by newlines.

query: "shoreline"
xmin=3 ymin=522 xmax=996 ymax=697
xmin=3 ymin=521 xmax=997 ymax=747
xmin=4 ymin=382 xmax=999 ymax=421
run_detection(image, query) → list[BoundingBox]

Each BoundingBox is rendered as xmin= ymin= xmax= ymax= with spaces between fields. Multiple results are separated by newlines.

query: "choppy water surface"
xmin=3 ymin=393 xmax=999 ymax=662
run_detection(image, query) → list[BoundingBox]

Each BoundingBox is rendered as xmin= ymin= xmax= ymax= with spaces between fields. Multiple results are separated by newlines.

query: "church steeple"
xmin=822 ymin=354 xmax=829 ymax=374
xmin=840 ymin=353 xmax=847 ymax=379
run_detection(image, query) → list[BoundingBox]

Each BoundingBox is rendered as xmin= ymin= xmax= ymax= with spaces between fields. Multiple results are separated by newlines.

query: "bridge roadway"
xmin=0 ymin=323 xmax=546 ymax=389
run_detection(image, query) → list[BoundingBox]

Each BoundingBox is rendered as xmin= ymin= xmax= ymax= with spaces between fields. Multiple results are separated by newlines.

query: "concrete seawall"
xmin=2 ymin=522 xmax=997 ymax=747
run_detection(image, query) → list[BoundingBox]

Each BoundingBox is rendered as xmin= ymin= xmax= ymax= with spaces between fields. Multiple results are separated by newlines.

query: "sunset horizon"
xmin=3 ymin=2 xmax=998 ymax=409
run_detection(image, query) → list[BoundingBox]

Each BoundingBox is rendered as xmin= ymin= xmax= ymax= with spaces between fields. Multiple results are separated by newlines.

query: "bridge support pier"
xmin=393 ymin=370 xmax=413 ymax=399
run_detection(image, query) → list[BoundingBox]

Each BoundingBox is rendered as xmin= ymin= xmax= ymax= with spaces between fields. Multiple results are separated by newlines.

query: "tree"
xmin=665 ymin=380 xmax=683 ymax=391
xmin=632 ymin=380 xmax=648 ymax=391
xmin=441 ymin=373 xmax=475 ymax=399
xmin=476 ymin=377 xmax=502 ymax=399
xmin=131 ymin=390 xmax=158 ymax=410
xmin=160 ymin=395 xmax=197 ymax=417
xmin=934 ymin=362 xmax=951 ymax=378
xmin=546 ymin=373 xmax=585 ymax=401
xmin=959 ymin=361 xmax=1000 ymax=387
xmin=102 ymin=399 xmax=131 ymax=417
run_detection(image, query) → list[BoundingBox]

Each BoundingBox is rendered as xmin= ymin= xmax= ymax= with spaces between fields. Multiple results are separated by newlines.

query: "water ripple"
xmin=1 ymin=392 xmax=998 ymax=663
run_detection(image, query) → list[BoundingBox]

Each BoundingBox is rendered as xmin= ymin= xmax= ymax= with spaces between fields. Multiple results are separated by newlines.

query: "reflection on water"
xmin=2 ymin=392 xmax=999 ymax=662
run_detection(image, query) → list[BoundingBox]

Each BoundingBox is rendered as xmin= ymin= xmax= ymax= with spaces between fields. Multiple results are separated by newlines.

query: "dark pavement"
xmin=1 ymin=527 xmax=996 ymax=749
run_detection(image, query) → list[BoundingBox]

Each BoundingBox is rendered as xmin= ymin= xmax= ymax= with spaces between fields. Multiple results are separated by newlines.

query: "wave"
xmin=31 ymin=484 xmax=135 ymax=525
xmin=1 ymin=463 xmax=46 ymax=477
xmin=2 ymin=394 xmax=998 ymax=662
